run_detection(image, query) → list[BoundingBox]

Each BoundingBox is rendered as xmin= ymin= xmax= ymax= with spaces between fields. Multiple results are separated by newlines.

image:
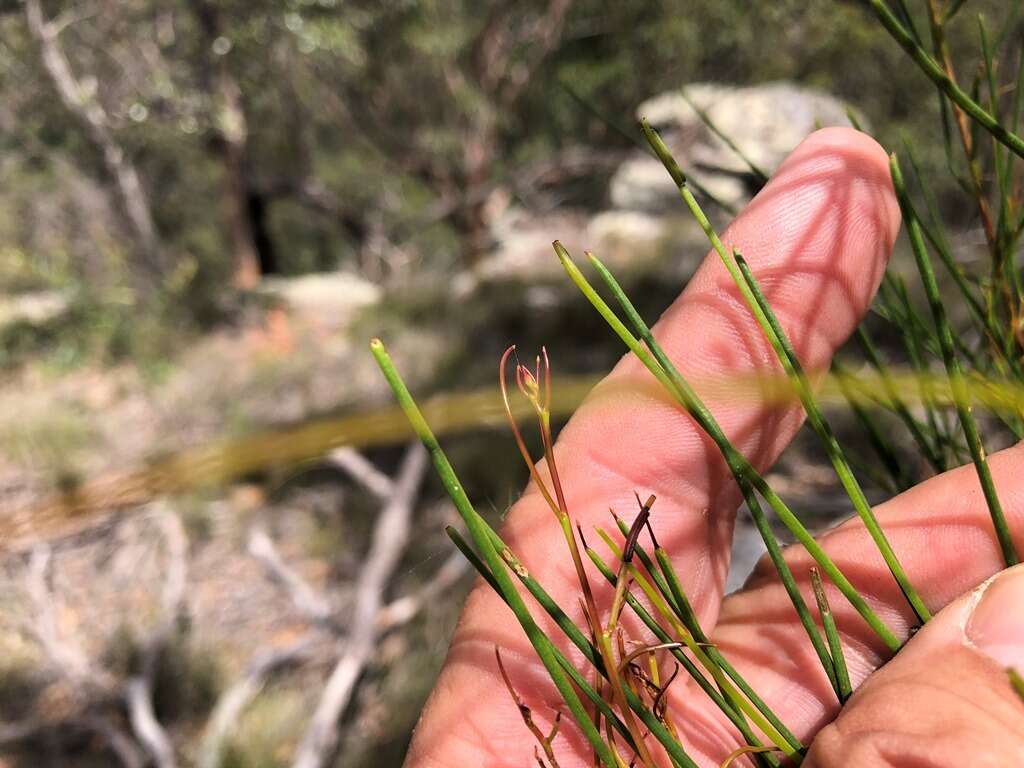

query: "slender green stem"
xmin=559 ymin=77 xmax=738 ymax=215
xmin=585 ymin=547 xmax=783 ymax=768
xmin=1009 ymin=668 xmax=1024 ymax=703
xmin=653 ymin=545 xmax=804 ymax=753
xmin=561 ymin=246 xmax=902 ymax=651
xmin=890 ymin=157 xmax=1020 ymax=567
xmin=641 ymin=117 xmax=928 ymax=623
xmin=370 ymin=339 xmax=621 ymax=768
xmin=444 ymin=527 xmax=642 ymax=756
xmin=555 ymin=247 xmax=859 ymax=701
xmin=856 ymin=326 xmax=947 ymax=474
xmin=596 ymin=529 xmax=794 ymax=758
xmin=732 ymin=250 xmax=930 ymax=623
xmin=879 ymin=276 xmax=950 ymax=452
xmin=810 ymin=568 xmax=852 ymax=703
xmin=867 ymin=0 xmax=1024 ymax=160
xmin=445 ymin=495 xmax=704 ymax=767
xmin=833 ymin=361 xmax=909 ymax=492
xmin=610 ymin=515 xmax=687 ymax=621
xmin=606 ymin=514 xmax=803 ymax=755
xmin=945 ymin=0 xmax=969 ymax=21
xmin=901 ymin=138 xmax=991 ymax=331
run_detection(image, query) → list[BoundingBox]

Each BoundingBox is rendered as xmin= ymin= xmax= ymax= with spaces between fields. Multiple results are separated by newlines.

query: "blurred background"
xmin=0 ymin=1 xmax=1014 ymax=766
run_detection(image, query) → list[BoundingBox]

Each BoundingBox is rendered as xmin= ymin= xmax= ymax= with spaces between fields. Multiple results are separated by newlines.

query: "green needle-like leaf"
xmin=371 ymin=339 xmax=621 ymax=768
xmin=810 ymin=568 xmax=852 ymax=703
xmin=890 ymin=156 xmax=1020 ymax=567
xmin=867 ymin=0 xmax=1024 ymax=160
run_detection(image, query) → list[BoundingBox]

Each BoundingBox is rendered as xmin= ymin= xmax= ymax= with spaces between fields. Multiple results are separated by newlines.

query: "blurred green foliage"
xmin=0 ymin=0 xmax=1012 ymax=371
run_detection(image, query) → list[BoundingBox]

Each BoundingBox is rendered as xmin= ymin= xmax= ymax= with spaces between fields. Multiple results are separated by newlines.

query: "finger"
xmin=405 ymin=127 xmax=899 ymax=768
xmin=807 ymin=563 xmax=1024 ymax=767
xmin=683 ymin=442 xmax=1024 ymax=764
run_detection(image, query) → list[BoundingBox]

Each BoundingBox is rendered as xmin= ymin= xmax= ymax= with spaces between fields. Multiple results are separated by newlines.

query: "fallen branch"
xmin=197 ymin=638 xmax=319 ymax=768
xmin=248 ymin=528 xmax=336 ymax=627
xmin=291 ymin=442 xmax=428 ymax=768
xmin=125 ymin=506 xmax=188 ymax=768
xmin=326 ymin=447 xmax=395 ymax=501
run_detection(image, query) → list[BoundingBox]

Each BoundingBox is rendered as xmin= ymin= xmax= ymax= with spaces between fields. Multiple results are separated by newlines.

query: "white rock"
xmin=0 ymin=290 xmax=71 ymax=329
xmin=586 ymin=210 xmax=667 ymax=263
xmin=613 ymin=81 xmax=862 ymax=211
xmin=258 ymin=272 xmax=381 ymax=325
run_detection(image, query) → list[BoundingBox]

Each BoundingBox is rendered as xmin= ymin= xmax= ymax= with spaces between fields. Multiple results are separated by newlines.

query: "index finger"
xmin=405 ymin=127 xmax=900 ymax=768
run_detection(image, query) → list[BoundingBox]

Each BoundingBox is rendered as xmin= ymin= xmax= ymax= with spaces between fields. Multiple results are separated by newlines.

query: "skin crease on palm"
xmin=403 ymin=128 xmax=1024 ymax=768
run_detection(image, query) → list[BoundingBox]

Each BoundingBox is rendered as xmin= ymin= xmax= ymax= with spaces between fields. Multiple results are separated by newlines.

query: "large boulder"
xmin=476 ymin=82 xmax=861 ymax=295
xmin=611 ymin=81 xmax=862 ymax=212
xmin=463 ymin=205 xmax=706 ymax=297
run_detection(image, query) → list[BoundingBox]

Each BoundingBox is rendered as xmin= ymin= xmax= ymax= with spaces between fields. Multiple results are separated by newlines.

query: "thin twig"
xmin=24 ymin=544 xmax=117 ymax=692
xmin=248 ymin=528 xmax=336 ymax=627
xmin=126 ymin=678 xmax=176 ymax=768
xmin=291 ymin=442 xmax=428 ymax=768
xmin=376 ymin=550 xmax=467 ymax=631
xmin=81 ymin=717 xmax=147 ymax=768
xmin=126 ymin=506 xmax=189 ymax=768
xmin=198 ymin=638 xmax=319 ymax=768
xmin=326 ymin=447 xmax=395 ymax=501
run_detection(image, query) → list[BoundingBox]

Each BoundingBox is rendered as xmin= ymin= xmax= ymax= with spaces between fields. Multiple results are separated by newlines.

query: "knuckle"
xmin=807 ymin=647 xmax=1024 ymax=767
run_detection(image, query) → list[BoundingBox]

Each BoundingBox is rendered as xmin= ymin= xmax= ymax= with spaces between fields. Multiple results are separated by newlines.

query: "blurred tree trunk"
xmin=24 ymin=0 xmax=164 ymax=291
xmin=452 ymin=0 xmax=573 ymax=266
xmin=217 ymin=75 xmax=262 ymax=289
xmin=189 ymin=0 xmax=265 ymax=290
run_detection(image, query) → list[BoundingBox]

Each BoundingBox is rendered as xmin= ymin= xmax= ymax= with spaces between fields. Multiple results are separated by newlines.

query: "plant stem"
xmin=732 ymin=250 xmax=931 ymax=623
xmin=867 ymin=0 xmax=1024 ymax=160
xmin=889 ymin=157 xmax=1020 ymax=567
xmin=607 ymin=514 xmax=803 ymax=756
xmin=446 ymin=505 xmax=704 ymax=767
xmin=585 ymin=546 xmax=784 ymax=768
xmin=556 ymin=244 xmax=840 ymax=701
xmin=640 ymin=118 xmax=927 ymax=623
xmin=833 ymin=361 xmax=909 ymax=492
xmin=653 ymin=544 xmax=803 ymax=753
xmin=856 ymin=326 xmax=947 ymax=474
xmin=444 ymin=527 xmax=639 ymax=756
xmin=559 ymin=246 xmax=902 ymax=652
xmin=370 ymin=339 xmax=621 ymax=768
xmin=596 ymin=529 xmax=794 ymax=758
xmin=810 ymin=568 xmax=852 ymax=703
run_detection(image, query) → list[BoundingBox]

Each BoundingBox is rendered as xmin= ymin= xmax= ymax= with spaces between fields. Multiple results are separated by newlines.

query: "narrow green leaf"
xmin=890 ymin=156 xmax=1020 ymax=566
xmin=866 ymin=0 xmax=1024 ymax=159
xmin=733 ymin=250 xmax=931 ymax=623
xmin=810 ymin=568 xmax=852 ymax=703
xmin=371 ymin=339 xmax=621 ymax=768
xmin=585 ymin=546 xmax=782 ymax=767
xmin=558 ymin=244 xmax=900 ymax=654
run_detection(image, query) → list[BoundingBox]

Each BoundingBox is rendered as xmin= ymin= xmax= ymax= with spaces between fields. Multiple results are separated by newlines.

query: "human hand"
xmin=403 ymin=128 xmax=1024 ymax=767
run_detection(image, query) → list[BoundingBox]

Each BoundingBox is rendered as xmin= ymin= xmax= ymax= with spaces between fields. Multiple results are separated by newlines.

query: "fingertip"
xmin=801 ymin=125 xmax=889 ymax=163
xmin=785 ymin=126 xmax=902 ymax=251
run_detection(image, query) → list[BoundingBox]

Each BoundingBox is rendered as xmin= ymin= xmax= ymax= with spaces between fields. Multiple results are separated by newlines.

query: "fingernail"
xmin=966 ymin=565 xmax=1024 ymax=670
